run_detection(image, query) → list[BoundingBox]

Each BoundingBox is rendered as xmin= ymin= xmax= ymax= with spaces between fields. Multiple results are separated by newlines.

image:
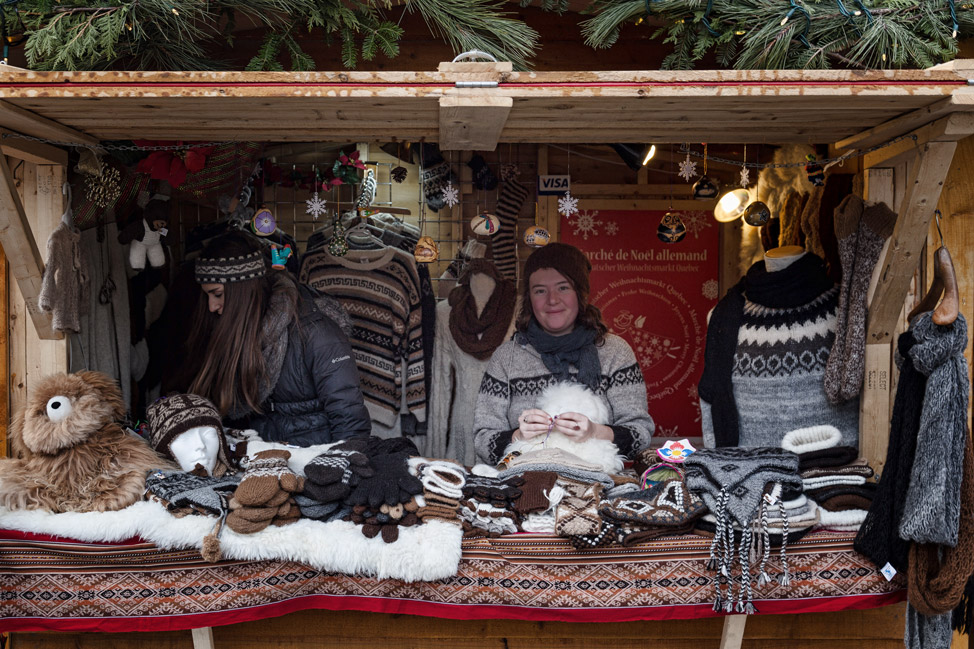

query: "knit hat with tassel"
xmin=684 ymin=447 xmax=803 ymax=614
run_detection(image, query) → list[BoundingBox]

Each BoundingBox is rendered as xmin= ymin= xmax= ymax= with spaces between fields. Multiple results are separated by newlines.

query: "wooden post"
xmin=859 ymin=168 xmax=895 ymax=474
xmin=191 ymin=626 xmax=215 ymax=649
xmin=0 ymin=155 xmax=59 ymax=340
xmin=719 ymin=614 xmax=748 ymax=649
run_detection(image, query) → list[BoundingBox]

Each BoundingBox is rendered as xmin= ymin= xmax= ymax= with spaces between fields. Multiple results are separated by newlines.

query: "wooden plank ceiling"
xmin=0 ymin=66 xmax=972 ymax=146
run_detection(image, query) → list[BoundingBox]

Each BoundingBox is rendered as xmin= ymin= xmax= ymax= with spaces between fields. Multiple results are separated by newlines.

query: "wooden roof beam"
xmin=866 ymin=140 xmax=958 ymax=345
xmin=437 ymin=61 xmax=513 ymax=151
xmin=861 ymin=111 xmax=974 ymax=168
xmin=0 ymin=99 xmax=100 ymax=148
xmin=0 ymin=129 xmax=68 ymax=165
xmin=0 ymin=154 xmax=59 ymax=340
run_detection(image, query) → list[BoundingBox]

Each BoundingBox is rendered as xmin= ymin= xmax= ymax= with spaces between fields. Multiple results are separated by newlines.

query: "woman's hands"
xmin=514 ymin=410 xmax=614 ymax=442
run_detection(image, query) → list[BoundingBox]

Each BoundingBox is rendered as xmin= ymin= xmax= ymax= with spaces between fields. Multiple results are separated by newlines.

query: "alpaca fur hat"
xmin=523 ymin=243 xmax=591 ymax=295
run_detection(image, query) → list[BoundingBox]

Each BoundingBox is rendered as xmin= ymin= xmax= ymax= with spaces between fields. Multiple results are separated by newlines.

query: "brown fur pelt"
xmin=0 ymin=371 xmax=175 ymax=513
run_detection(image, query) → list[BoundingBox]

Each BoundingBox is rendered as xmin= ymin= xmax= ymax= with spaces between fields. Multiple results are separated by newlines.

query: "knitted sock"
xmin=492 ymin=180 xmax=529 ymax=280
xmin=468 ymin=154 xmax=498 ymax=191
xmin=836 ymin=201 xmax=896 ymax=401
xmin=419 ymin=143 xmax=455 ymax=213
xmin=824 ymin=194 xmax=864 ymax=404
xmin=234 ymin=450 xmax=303 ymax=506
xmin=800 ymin=185 xmax=826 ymax=259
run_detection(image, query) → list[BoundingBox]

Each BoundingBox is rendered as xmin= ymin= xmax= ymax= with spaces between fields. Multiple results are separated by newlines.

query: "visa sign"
xmin=538 ymin=175 xmax=571 ymax=195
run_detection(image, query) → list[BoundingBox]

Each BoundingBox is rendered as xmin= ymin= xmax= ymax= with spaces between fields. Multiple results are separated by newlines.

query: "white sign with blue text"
xmin=538 ymin=175 xmax=571 ymax=196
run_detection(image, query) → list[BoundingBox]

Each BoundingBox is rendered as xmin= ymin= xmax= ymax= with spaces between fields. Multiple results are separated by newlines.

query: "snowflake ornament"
xmin=569 ymin=209 xmax=600 ymax=240
xmin=306 ymin=191 xmax=328 ymax=220
xmin=702 ymin=279 xmax=719 ymax=301
xmin=558 ymin=190 xmax=579 ymax=217
xmin=441 ymin=182 xmax=460 ymax=208
xmin=739 ymin=166 xmax=751 ymax=188
xmin=678 ymin=153 xmax=697 ymax=182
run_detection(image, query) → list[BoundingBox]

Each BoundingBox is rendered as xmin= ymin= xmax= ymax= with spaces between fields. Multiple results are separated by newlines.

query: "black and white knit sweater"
xmin=473 ymin=333 xmax=655 ymax=464
xmin=299 ymin=246 xmax=425 ymax=428
xmin=701 ymin=284 xmax=859 ymax=449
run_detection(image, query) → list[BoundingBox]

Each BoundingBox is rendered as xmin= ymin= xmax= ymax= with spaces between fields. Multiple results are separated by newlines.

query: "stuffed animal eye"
xmin=46 ymin=396 xmax=73 ymax=422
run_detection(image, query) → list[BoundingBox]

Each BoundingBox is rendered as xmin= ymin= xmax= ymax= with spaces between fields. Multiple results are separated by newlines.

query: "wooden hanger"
xmin=908 ymin=212 xmax=959 ymax=325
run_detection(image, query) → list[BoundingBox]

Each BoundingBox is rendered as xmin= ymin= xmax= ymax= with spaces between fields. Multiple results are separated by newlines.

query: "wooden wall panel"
xmin=10 ymin=605 xmax=907 ymax=649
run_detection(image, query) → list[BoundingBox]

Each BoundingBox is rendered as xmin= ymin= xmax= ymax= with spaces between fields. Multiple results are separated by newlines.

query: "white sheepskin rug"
xmin=502 ymin=382 xmax=626 ymax=474
xmin=0 ymin=497 xmax=462 ymax=583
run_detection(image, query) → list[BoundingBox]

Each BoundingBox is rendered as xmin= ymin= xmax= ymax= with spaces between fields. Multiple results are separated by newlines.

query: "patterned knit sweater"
xmin=299 ymin=246 xmax=425 ymax=428
xmin=473 ymin=333 xmax=655 ymax=464
xmin=701 ymin=286 xmax=859 ymax=448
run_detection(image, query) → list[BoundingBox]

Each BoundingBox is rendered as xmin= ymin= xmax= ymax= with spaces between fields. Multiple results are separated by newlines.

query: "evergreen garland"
xmin=580 ymin=0 xmax=974 ymax=70
xmin=9 ymin=0 xmax=538 ymax=71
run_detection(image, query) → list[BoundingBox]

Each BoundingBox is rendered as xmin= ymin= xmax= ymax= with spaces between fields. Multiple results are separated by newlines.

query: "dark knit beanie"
xmin=147 ymin=393 xmax=232 ymax=468
xmin=523 ymin=242 xmax=591 ymax=296
xmin=195 ymin=249 xmax=267 ymax=284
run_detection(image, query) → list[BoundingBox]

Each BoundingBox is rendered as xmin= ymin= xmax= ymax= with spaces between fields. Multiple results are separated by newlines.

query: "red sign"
xmin=561 ymin=209 xmax=719 ymax=439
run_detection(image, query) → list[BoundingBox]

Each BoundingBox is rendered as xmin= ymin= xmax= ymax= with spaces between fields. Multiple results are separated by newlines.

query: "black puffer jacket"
xmin=230 ymin=286 xmax=371 ymax=445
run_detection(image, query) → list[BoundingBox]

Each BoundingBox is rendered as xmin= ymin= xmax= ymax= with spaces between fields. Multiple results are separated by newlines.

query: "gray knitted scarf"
xmin=899 ymin=312 xmax=969 ymax=546
xmin=684 ymin=447 xmax=803 ymax=614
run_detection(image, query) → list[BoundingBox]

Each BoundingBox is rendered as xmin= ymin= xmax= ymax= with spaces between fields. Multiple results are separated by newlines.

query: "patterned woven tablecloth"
xmin=0 ymin=528 xmax=904 ymax=632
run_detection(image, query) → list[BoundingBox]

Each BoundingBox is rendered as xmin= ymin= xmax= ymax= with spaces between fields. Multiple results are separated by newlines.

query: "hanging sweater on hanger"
xmin=698 ymin=253 xmax=859 ymax=449
xmin=38 ymin=223 xmax=89 ymax=333
xmin=299 ymin=245 xmax=425 ymax=429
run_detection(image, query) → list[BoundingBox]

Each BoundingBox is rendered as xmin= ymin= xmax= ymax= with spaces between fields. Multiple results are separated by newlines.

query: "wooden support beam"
xmin=439 ymin=95 xmax=513 ymax=151
xmin=0 ymin=129 xmax=68 ymax=165
xmin=191 ymin=627 xmax=215 ymax=649
xmin=861 ymin=112 xmax=974 ymax=168
xmin=835 ymin=90 xmax=974 ymax=152
xmin=719 ymin=615 xmax=747 ymax=649
xmin=0 ymin=99 xmax=100 ymax=148
xmin=867 ymin=141 xmax=956 ymax=345
xmin=0 ymin=155 xmax=59 ymax=340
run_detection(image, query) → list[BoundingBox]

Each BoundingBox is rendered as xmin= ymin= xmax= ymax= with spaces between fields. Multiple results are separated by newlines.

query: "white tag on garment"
xmin=159 ymin=227 xmax=168 ymax=236
xmin=880 ymin=563 xmax=897 ymax=581
xmin=763 ymin=492 xmax=777 ymax=506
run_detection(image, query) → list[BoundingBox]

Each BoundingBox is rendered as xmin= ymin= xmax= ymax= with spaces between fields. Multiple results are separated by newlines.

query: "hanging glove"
xmin=233 ymin=449 xmax=305 ymax=506
xmin=303 ymin=440 xmax=375 ymax=503
xmin=344 ymin=451 xmax=424 ymax=509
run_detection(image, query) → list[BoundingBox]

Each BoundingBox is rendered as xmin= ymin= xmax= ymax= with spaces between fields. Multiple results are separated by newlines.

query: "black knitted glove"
xmin=344 ymin=451 xmax=423 ymax=509
xmin=462 ymin=474 xmax=524 ymax=506
xmin=302 ymin=440 xmax=375 ymax=503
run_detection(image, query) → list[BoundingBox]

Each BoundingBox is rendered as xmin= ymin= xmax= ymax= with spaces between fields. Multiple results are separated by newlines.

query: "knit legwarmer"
xmin=899 ymin=313 xmax=969 ymax=546
xmin=491 ymin=180 xmax=529 ymax=280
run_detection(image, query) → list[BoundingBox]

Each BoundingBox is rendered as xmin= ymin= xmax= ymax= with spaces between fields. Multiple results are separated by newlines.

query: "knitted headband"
xmin=195 ymin=249 xmax=267 ymax=284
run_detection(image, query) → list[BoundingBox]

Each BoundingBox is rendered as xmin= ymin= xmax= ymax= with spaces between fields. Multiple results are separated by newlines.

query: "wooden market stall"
xmin=1 ymin=61 xmax=973 ymax=649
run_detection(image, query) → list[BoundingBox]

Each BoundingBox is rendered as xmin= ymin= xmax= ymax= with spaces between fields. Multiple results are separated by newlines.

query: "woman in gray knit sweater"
xmin=473 ymin=243 xmax=655 ymax=464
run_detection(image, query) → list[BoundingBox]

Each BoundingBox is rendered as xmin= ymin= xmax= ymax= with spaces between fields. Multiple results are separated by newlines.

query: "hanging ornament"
xmin=805 ymin=154 xmax=825 ymax=186
xmin=558 ymin=190 xmax=579 ymax=217
xmin=523 ymin=224 xmax=551 ymax=248
xmin=251 ymin=208 xmax=277 ymax=236
xmin=306 ymin=182 xmax=328 ymax=220
xmin=470 ymin=211 xmax=500 ymax=236
xmin=84 ymin=164 xmax=122 ymax=208
xmin=391 ymin=166 xmax=408 ymax=183
xmin=678 ymin=150 xmax=697 ymax=182
xmin=499 ymin=163 xmax=520 ymax=182
xmin=414 ymin=235 xmax=439 ymax=263
xmin=441 ymin=182 xmax=460 ymax=208
xmin=743 ymin=201 xmax=772 ymax=227
xmin=328 ymin=217 xmax=349 ymax=257
xmin=657 ymin=211 xmax=687 ymax=244
xmin=739 ymin=145 xmax=750 ymax=188
xmin=692 ymin=144 xmax=719 ymax=200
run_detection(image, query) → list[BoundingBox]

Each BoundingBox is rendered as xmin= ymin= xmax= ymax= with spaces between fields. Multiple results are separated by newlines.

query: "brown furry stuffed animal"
xmin=0 ymin=371 xmax=175 ymax=512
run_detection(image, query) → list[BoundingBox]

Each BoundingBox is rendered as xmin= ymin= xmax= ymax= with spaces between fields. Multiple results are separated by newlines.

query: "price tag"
xmin=159 ymin=227 xmax=169 ymax=236
xmin=880 ymin=562 xmax=897 ymax=581
xmin=763 ymin=492 xmax=778 ymax=506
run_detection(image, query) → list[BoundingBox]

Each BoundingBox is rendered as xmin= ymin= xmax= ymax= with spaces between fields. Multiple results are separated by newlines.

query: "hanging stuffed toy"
xmin=117 ymin=198 xmax=170 ymax=269
xmin=0 ymin=371 xmax=175 ymax=513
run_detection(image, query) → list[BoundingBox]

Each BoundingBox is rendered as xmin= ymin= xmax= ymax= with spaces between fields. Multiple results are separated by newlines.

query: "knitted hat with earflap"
xmin=523 ymin=242 xmax=591 ymax=297
xmin=147 ymin=393 xmax=235 ymax=475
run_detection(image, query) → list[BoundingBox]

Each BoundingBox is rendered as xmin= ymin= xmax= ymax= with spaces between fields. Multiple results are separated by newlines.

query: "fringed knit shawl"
xmin=684 ymin=447 xmax=803 ymax=614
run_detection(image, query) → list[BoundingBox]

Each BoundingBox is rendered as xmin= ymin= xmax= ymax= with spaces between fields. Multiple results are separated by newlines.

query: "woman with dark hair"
xmin=187 ymin=231 xmax=371 ymax=446
xmin=473 ymin=242 xmax=655 ymax=464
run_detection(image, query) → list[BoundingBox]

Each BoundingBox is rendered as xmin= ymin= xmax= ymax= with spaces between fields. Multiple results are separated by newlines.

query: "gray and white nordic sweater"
xmin=473 ymin=333 xmax=655 ymax=464
xmin=700 ymin=286 xmax=859 ymax=448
